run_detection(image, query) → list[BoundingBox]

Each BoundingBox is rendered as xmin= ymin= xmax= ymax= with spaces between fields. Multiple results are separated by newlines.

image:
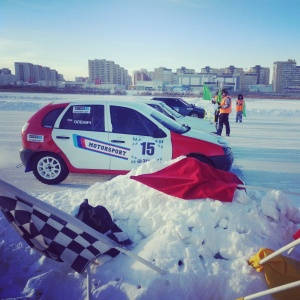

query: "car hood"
xmin=183 ymin=128 xmax=230 ymax=148
xmin=177 ymin=116 xmax=215 ymax=133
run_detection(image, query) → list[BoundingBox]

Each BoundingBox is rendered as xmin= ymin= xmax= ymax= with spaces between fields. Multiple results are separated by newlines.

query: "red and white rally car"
xmin=20 ymin=99 xmax=234 ymax=184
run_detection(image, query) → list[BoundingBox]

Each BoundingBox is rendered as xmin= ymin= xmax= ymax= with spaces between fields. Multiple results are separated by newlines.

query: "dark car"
xmin=151 ymin=97 xmax=205 ymax=118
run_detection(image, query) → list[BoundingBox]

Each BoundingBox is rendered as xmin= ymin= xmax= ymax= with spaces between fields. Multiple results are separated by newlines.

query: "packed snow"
xmin=0 ymin=92 xmax=300 ymax=300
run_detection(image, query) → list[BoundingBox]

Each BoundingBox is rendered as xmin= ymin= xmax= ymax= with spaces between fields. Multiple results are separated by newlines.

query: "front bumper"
xmin=210 ymin=148 xmax=234 ymax=171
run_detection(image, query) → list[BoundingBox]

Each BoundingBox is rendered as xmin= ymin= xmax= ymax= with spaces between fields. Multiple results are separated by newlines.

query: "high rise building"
xmin=15 ymin=62 xmax=34 ymax=82
xmin=15 ymin=62 xmax=62 ymax=83
xmin=88 ymin=59 xmax=131 ymax=88
xmin=201 ymin=66 xmax=218 ymax=74
xmin=0 ymin=68 xmax=16 ymax=85
xmin=154 ymin=67 xmax=174 ymax=83
xmin=249 ymin=65 xmax=270 ymax=85
xmin=33 ymin=65 xmax=43 ymax=82
xmin=133 ymin=69 xmax=151 ymax=85
xmin=176 ymin=67 xmax=195 ymax=74
xmin=272 ymin=59 xmax=297 ymax=93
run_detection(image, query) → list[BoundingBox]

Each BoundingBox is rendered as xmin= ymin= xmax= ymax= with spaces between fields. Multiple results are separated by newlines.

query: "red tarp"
xmin=130 ymin=157 xmax=244 ymax=202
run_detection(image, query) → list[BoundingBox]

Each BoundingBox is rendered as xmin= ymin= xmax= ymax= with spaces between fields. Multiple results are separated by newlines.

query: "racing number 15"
xmin=141 ymin=142 xmax=155 ymax=156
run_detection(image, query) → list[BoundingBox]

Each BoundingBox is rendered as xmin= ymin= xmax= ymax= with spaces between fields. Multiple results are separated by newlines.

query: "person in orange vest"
xmin=235 ymin=94 xmax=244 ymax=122
xmin=216 ymin=88 xmax=232 ymax=137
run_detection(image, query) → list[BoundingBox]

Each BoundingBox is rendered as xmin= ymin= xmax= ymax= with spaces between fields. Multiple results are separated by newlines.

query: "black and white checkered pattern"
xmin=0 ymin=195 xmax=113 ymax=274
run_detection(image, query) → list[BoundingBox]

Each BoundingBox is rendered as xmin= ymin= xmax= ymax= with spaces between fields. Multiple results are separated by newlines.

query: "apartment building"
xmin=15 ymin=62 xmax=34 ymax=82
xmin=249 ymin=65 xmax=270 ymax=85
xmin=272 ymin=59 xmax=297 ymax=93
xmin=133 ymin=69 xmax=151 ymax=85
xmin=14 ymin=62 xmax=63 ymax=84
xmin=88 ymin=59 xmax=131 ymax=88
xmin=154 ymin=67 xmax=174 ymax=84
xmin=0 ymin=68 xmax=16 ymax=85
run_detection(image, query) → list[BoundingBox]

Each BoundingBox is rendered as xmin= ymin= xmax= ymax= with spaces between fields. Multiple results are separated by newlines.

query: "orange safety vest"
xmin=220 ymin=96 xmax=232 ymax=114
xmin=236 ymin=99 xmax=244 ymax=112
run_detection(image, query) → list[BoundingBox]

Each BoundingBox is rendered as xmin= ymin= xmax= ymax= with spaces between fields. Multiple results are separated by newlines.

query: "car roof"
xmin=151 ymin=97 xmax=182 ymax=100
xmin=50 ymin=98 xmax=156 ymax=107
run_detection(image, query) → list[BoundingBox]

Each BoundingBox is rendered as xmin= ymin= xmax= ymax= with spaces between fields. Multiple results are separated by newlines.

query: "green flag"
xmin=242 ymin=102 xmax=247 ymax=117
xmin=203 ymin=84 xmax=212 ymax=100
xmin=217 ymin=89 xmax=222 ymax=104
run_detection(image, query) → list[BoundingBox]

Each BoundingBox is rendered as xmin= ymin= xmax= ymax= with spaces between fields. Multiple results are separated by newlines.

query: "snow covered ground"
xmin=0 ymin=92 xmax=300 ymax=300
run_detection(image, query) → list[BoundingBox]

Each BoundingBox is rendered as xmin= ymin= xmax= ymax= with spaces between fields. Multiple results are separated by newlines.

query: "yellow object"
xmin=248 ymin=248 xmax=300 ymax=300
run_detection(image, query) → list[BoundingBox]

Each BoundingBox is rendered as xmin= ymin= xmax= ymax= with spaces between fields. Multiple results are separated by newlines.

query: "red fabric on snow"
xmin=130 ymin=157 xmax=244 ymax=202
xmin=293 ymin=229 xmax=300 ymax=240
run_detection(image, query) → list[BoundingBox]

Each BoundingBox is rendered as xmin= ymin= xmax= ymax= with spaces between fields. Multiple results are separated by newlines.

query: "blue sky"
xmin=1 ymin=0 xmax=300 ymax=81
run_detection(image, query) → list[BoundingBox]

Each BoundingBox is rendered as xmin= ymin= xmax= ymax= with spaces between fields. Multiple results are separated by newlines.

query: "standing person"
xmin=212 ymin=91 xmax=221 ymax=129
xmin=217 ymin=88 xmax=232 ymax=136
xmin=236 ymin=94 xmax=244 ymax=122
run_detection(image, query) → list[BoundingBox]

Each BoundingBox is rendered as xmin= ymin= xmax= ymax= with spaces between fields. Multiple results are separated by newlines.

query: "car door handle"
xmin=56 ymin=136 xmax=70 ymax=139
xmin=111 ymin=140 xmax=125 ymax=143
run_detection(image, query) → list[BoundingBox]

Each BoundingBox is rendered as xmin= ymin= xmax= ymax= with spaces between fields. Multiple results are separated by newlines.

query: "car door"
xmin=52 ymin=104 xmax=111 ymax=170
xmin=108 ymin=105 xmax=172 ymax=171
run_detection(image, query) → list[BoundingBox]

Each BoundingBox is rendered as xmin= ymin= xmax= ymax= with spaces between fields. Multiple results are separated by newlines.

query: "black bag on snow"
xmin=75 ymin=199 xmax=131 ymax=257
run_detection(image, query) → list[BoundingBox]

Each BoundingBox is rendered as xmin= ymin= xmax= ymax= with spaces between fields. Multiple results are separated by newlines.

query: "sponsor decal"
xmin=27 ymin=134 xmax=44 ymax=142
xmin=73 ymin=106 xmax=91 ymax=114
xmin=73 ymin=134 xmax=130 ymax=160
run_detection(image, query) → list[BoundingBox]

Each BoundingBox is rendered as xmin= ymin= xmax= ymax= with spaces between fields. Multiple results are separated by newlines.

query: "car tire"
xmin=187 ymin=154 xmax=215 ymax=168
xmin=32 ymin=152 xmax=69 ymax=185
xmin=189 ymin=112 xmax=200 ymax=118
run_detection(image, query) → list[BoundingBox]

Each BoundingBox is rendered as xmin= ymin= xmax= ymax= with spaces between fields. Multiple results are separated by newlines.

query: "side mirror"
xmin=152 ymin=129 xmax=167 ymax=138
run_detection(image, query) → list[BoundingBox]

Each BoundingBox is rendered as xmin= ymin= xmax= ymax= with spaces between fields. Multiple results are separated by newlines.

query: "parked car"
xmin=20 ymin=99 xmax=233 ymax=184
xmin=140 ymin=100 xmax=216 ymax=133
xmin=151 ymin=97 xmax=205 ymax=118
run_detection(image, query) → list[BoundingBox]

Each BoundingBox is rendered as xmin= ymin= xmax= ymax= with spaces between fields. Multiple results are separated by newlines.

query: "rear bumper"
xmin=20 ymin=148 xmax=35 ymax=172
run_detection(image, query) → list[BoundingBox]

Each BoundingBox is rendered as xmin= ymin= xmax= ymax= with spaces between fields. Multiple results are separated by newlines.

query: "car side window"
xmin=173 ymin=99 xmax=184 ymax=107
xmin=42 ymin=107 xmax=65 ymax=128
xmin=110 ymin=106 xmax=161 ymax=136
xmin=59 ymin=105 xmax=105 ymax=132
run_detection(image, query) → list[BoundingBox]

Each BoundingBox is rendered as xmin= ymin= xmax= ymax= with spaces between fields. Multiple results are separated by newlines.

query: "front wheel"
xmin=32 ymin=152 xmax=69 ymax=184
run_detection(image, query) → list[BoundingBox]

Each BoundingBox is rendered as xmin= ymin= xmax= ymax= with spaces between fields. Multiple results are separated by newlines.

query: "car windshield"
xmin=147 ymin=103 xmax=174 ymax=119
xmin=159 ymin=102 xmax=183 ymax=118
xmin=179 ymin=98 xmax=193 ymax=107
xmin=149 ymin=109 xmax=190 ymax=134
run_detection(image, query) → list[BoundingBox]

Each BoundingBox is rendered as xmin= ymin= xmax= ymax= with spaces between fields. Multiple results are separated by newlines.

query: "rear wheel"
xmin=32 ymin=152 xmax=69 ymax=184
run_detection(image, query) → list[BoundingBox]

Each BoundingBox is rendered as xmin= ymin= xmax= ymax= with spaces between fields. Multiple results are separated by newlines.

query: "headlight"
xmin=222 ymin=147 xmax=232 ymax=155
xmin=217 ymin=138 xmax=229 ymax=147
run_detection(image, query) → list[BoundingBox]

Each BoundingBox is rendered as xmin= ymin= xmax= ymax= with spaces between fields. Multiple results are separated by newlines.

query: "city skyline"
xmin=1 ymin=0 xmax=300 ymax=81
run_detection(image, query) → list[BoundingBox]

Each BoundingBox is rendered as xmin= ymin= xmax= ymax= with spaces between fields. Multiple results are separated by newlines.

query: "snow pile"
xmin=1 ymin=158 xmax=300 ymax=300
xmin=1 ymin=92 xmax=300 ymax=299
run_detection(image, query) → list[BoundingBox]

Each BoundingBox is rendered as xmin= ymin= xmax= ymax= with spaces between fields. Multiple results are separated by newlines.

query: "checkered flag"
xmin=0 ymin=184 xmax=121 ymax=274
xmin=0 ymin=179 xmax=166 ymax=275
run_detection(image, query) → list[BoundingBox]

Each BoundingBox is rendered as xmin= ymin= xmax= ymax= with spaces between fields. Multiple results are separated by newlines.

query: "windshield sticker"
xmin=73 ymin=120 xmax=92 ymax=125
xmin=73 ymin=134 xmax=130 ymax=160
xmin=27 ymin=134 xmax=44 ymax=142
xmin=73 ymin=106 xmax=91 ymax=114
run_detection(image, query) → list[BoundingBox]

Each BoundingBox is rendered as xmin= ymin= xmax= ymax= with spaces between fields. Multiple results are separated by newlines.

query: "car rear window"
xmin=59 ymin=105 xmax=105 ymax=132
xmin=42 ymin=107 xmax=65 ymax=128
